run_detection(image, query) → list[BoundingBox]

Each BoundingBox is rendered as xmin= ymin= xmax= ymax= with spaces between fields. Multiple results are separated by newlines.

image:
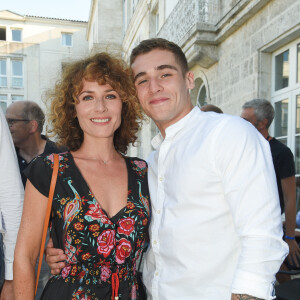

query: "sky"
xmin=0 ymin=0 xmax=92 ymax=21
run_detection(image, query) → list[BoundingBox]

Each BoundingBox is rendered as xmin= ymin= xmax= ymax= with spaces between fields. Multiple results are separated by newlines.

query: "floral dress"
xmin=25 ymin=152 xmax=150 ymax=300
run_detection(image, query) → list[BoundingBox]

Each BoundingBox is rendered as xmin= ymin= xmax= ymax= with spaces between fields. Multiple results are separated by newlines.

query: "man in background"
xmin=241 ymin=99 xmax=300 ymax=276
xmin=6 ymin=101 xmax=65 ymax=299
xmin=0 ymin=109 xmax=23 ymax=300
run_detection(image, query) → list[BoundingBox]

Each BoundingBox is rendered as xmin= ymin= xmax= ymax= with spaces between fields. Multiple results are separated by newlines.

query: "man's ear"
xmin=29 ymin=120 xmax=39 ymax=133
xmin=186 ymin=71 xmax=195 ymax=90
xmin=257 ymin=118 xmax=268 ymax=130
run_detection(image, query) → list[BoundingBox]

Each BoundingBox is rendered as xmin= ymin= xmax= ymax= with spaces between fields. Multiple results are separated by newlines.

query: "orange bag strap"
xmin=35 ymin=153 xmax=59 ymax=295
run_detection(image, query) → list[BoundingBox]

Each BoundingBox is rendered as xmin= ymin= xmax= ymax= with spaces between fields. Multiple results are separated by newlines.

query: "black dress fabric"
xmin=25 ymin=152 xmax=150 ymax=300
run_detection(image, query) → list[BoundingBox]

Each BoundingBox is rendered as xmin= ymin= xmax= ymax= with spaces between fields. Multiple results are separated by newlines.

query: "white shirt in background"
xmin=143 ymin=107 xmax=288 ymax=300
xmin=0 ymin=109 xmax=24 ymax=279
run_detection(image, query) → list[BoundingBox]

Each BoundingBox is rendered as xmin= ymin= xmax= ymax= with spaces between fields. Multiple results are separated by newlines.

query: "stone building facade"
xmin=88 ymin=0 xmax=300 ymax=173
xmin=0 ymin=10 xmax=89 ymax=113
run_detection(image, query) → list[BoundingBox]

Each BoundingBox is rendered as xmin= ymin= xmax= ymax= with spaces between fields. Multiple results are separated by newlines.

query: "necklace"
xmin=84 ymin=153 xmax=120 ymax=165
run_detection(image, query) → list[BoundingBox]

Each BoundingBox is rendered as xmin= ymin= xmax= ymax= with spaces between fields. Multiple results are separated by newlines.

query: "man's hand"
xmin=232 ymin=294 xmax=263 ymax=300
xmin=45 ymin=238 xmax=66 ymax=275
xmin=285 ymin=238 xmax=300 ymax=267
xmin=0 ymin=280 xmax=14 ymax=300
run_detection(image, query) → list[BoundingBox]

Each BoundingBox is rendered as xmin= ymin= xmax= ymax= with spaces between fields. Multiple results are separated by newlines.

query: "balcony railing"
xmin=158 ymin=0 xmax=220 ymax=46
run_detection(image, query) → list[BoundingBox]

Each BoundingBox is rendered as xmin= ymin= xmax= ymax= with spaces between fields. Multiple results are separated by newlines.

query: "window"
xmin=0 ymin=94 xmax=8 ymax=113
xmin=197 ymin=85 xmax=207 ymax=107
xmin=274 ymin=99 xmax=288 ymax=145
xmin=0 ymin=59 xmax=7 ymax=87
xmin=0 ymin=94 xmax=24 ymax=113
xmin=271 ymin=39 xmax=300 ymax=174
xmin=11 ymin=60 xmax=23 ymax=87
xmin=12 ymin=29 xmax=22 ymax=42
xmin=275 ymin=50 xmax=289 ymax=91
xmin=11 ymin=95 xmax=24 ymax=101
xmin=0 ymin=27 xmax=6 ymax=41
xmin=62 ymin=33 xmax=73 ymax=47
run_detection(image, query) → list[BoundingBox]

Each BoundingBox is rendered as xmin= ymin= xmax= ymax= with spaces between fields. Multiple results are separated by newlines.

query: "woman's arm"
xmin=13 ymin=180 xmax=48 ymax=300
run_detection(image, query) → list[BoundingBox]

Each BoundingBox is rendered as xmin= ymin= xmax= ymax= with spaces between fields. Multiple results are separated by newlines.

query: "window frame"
xmin=11 ymin=60 xmax=23 ymax=88
xmin=11 ymin=28 xmax=22 ymax=42
xmin=271 ymin=37 xmax=300 ymax=175
xmin=61 ymin=33 xmax=73 ymax=47
xmin=0 ymin=59 xmax=7 ymax=87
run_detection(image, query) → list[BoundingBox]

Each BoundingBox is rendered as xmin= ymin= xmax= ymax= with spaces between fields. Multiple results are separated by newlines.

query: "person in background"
xmin=6 ymin=101 xmax=65 ymax=299
xmin=0 ymin=109 xmax=23 ymax=300
xmin=200 ymin=104 xmax=223 ymax=113
xmin=241 ymin=99 xmax=300 ymax=281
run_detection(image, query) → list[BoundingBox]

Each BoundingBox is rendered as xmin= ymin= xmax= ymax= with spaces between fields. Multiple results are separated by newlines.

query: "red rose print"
xmin=97 ymin=229 xmax=115 ymax=258
xmin=134 ymin=160 xmax=146 ymax=169
xmin=61 ymin=265 xmax=71 ymax=279
xmin=115 ymin=238 xmax=132 ymax=264
xmin=86 ymin=203 xmax=112 ymax=224
xmin=118 ymin=218 xmax=135 ymax=235
xmin=100 ymin=265 xmax=111 ymax=282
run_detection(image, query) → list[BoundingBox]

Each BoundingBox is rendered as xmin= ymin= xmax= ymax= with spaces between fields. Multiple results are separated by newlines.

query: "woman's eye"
xmin=106 ymin=94 xmax=117 ymax=100
xmin=82 ymin=95 xmax=93 ymax=101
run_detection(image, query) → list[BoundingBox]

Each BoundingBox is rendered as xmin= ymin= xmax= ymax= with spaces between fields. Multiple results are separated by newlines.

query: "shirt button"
xmin=153 ymin=240 xmax=158 ymax=245
xmin=159 ymin=176 xmax=164 ymax=182
xmin=155 ymin=272 xmax=159 ymax=276
xmin=156 ymin=209 xmax=161 ymax=214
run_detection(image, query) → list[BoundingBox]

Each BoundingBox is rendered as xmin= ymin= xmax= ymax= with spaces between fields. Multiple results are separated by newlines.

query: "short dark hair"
xmin=20 ymin=101 xmax=45 ymax=132
xmin=242 ymin=99 xmax=275 ymax=128
xmin=130 ymin=38 xmax=189 ymax=75
xmin=200 ymin=104 xmax=223 ymax=114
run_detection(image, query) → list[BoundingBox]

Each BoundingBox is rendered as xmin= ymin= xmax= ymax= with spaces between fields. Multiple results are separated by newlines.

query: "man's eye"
xmin=162 ymin=73 xmax=171 ymax=78
xmin=137 ymin=79 xmax=147 ymax=85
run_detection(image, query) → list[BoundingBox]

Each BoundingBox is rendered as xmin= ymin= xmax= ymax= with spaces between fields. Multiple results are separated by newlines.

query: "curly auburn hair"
xmin=47 ymin=52 xmax=142 ymax=154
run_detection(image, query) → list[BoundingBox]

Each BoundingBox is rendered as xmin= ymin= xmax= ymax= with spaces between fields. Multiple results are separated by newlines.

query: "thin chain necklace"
xmin=83 ymin=153 xmax=120 ymax=165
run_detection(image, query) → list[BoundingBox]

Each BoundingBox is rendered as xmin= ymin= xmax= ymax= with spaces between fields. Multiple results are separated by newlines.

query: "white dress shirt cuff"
xmin=5 ymin=261 xmax=13 ymax=280
xmin=231 ymin=270 xmax=275 ymax=300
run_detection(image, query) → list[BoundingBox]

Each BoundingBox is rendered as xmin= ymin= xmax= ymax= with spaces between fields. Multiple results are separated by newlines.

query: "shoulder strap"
xmin=35 ymin=153 xmax=59 ymax=295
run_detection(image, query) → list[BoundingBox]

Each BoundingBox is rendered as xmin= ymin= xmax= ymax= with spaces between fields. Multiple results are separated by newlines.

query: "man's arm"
xmin=282 ymin=176 xmax=300 ymax=266
xmin=216 ymin=117 xmax=288 ymax=299
xmin=45 ymin=238 xmax=66 ymax=275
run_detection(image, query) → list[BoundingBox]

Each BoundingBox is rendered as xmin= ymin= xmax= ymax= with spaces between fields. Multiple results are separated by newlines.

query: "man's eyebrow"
xmin=133 ymin=65 xmax=178 ymax=83
xmin=156 ymin=64 xmax=178 ymax=72
xmin=134 ymin=72 xmax=146 ymax=83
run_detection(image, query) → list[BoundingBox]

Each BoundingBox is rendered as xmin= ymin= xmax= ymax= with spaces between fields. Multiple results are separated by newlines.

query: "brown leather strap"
xmin=35 ymin=153 xmax=59 ymax=295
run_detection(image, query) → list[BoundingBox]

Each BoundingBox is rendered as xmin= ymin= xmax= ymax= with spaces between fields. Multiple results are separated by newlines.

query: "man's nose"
xmin=149 ymin=78 xmax=162 ymax=94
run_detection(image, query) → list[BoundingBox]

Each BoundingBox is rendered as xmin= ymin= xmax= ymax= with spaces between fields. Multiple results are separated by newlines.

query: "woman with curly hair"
xmin=14 ymin=53 xmax=150 ymax=300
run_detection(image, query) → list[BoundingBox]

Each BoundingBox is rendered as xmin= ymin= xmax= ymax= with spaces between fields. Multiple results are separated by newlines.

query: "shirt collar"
xmin=151 ymin=106 xmax=200 ymax=149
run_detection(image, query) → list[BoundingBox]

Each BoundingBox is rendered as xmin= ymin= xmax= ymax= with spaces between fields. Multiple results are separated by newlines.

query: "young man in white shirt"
xmin=46 ymin=39 xmax=288 ymax=300
xmin=0 ymin=109 xmax=24 ymax=300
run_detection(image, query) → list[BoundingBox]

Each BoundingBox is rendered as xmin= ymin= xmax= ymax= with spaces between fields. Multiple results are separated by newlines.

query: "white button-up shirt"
xmin=143 ymin=107 xmax=288 ymax=300
xmin=0 ymin=109 xmax=23 ymax=279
